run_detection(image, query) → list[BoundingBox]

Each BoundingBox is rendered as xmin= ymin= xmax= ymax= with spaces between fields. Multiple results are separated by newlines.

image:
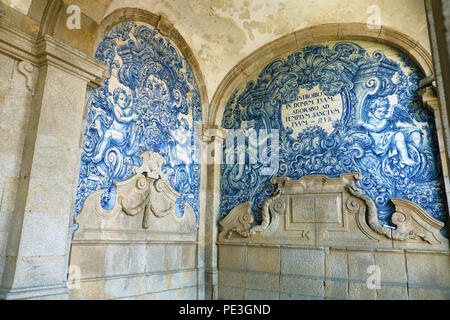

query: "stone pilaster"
xmin=199 ymin=125 xmax=226 ymax=300
xmin=0 ymin=24 xmax=107 ymax=299
xmin=420 ymin=86 xmax=450 ymax=238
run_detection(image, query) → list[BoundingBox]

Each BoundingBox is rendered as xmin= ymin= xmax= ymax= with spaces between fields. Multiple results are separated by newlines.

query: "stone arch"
xmin=94 ymin=7 xmax=209 ymax=113
xmin=208 ymin=23 xmax=433 ymax=127
xmin=35 ymin=3 xmax=208 ymax=111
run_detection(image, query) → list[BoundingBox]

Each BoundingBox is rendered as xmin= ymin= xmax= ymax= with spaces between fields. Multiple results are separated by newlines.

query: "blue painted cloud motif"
xmin=220 ymin=41 xmax=447 ymax=229
xmin=74 ymin=22 xmax=201 ymax=229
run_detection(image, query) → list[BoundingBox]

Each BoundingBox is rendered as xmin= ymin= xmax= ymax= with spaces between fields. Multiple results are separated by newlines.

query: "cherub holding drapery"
xmin=356 ymin=97 xmax=421 ymax=166
xmin=91 ymin=88 xmax=138 ymax=163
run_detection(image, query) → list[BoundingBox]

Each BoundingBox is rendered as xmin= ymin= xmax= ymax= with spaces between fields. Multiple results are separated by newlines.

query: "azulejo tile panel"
xmin=220 ymin=40 xmax=447 ymax=228
xmin=74 ymin=22 xmax=201 ymax=229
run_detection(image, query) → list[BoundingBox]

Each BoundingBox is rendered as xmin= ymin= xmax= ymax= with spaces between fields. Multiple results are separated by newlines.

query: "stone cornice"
xmin=35 ymin=35 xmax=107 ymax=86
xmin=0 ymin=21 xmax=107 ymax=88
xmin=0 ymin=21 xmax=37 ymax=62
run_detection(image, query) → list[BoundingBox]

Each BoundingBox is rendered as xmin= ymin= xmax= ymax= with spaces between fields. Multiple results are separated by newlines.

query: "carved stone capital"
xmin=419 ymin=86 xmax=439 ymax=111
xmin=201 ymin=125 xmax=227 ymax=142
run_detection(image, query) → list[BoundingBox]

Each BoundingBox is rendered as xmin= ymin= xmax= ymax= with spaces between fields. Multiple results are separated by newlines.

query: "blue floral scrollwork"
xmin=220 ymin=41 xmax=447 ymax=231
xmin=74 ymin=22 xmax=201 ymax=231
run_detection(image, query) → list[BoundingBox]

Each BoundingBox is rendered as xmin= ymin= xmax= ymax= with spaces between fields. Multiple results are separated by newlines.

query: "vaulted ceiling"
xmin=2 ymin=0 xmax=431 ymax=101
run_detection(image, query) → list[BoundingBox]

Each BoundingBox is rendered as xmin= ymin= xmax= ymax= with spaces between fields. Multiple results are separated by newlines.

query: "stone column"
xmin=420 ymin=86 xmax=450 ymax=238
xmin=425 ymin=0 xmax=450 ymax=160
xmin=0 ymin=27 xmax=106 ymax=299
xmin=200 ymin=125 xmax=226 ymax=300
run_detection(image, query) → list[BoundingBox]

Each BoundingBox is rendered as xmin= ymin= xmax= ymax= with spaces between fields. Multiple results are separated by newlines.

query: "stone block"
xmin=70 ymin=279 xmax=106 ymax=300
xmin=281 ymin=248 xmax=324 ymax=276
xmin=0 ymin=212 xmax=12 ymax=232
xmin=146 ymin=273 xmax=169 ymax=293
xmin=18 ymin=212 xmax=69 ymax=257
xmin=376 ymin=285 xmax=408 ymax=300
xmin=178 ymin=270 xmax=197 ymax=289
xmin=408 ymin=287 xmax=450 ymax=300
xmin=339 ymin=23 xmax=382 ymax=40
xmin=146 ymin=270 xmax=197 ymax=295
xmin=374 ymin=250 xmax=407 ymax=284
xmin=247 ymin=246 xmax=280 ymax=273
xmin=349 ymin=281 xmax=376 ymax=300
xmin=164 ymin=244 xmax=182 ymax=271
xmin=181 ymin=243 xmax=197 ymax=269
xmin=311 ymin=24 xmax=340 ymax=41
xmin=146 ymin=244 xmax=166 ymax=272
xmin=0 ymin=231 xmax=8 ymax=256
xmin=218 ymin=285 xmax=245 ymax=300
xmin=0 ymin=255 xmax=5 ymax=279
xmin=69 ymin=244 xmax=106 ymax=279
xmin=245 ymin=272 xmax=279 ymax=291
xmin=269 ymin=33 xmax=298 ymax=58
xmin=245 ymin=289 xmax=279 ymax=300
xmin=218 ymin=245 xmax=247 ymax=271
xmin=240 ymin=45 xmax=276 ymax=78
xmin=6 ymin=255 xmax=67 ymax=288
xmin=104 ymin=275 xmax=147 ymax=298
xmin=176 ymin=286 xmax=198 ymax=299
xmin=280 ymin=274 xmax=324 ymax=297
xmin=218 ymin=270 xmax=245 ymax=288
xmin=0 ymin=178 xmax=18 ymax=215
xmin=406 ymin=252 xmax=450 ymax=287
xmin=280 ymin=292 xmax=324 ymax=300
xmin=104 ymin=245 xmax=130 ymax=277
xmin=294 ymin=27 xmax=314 ymax=47
xmin=324 ymin=279 xmax=348 ymax=300
xmin=151 ymin=286 xmax=197 ymax=300
xmin=325 ymin=249 xmax=348 ymax=279
xmin=127 ymin=244 xmax=146 ymax=274
xmin=0 ymin=54 xmax=14 ymax=89
xmin=347 ymin=250 xmax=374 ymax=281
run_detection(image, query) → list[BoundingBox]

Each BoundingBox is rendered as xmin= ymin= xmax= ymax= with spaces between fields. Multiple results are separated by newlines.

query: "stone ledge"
xmin=0 ymin=284 xmax=69 ymax=300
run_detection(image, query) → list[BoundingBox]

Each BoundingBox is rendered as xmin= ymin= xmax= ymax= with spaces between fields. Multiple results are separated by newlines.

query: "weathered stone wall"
xmin=218 ymin=243 xmax=450 ymax=300
xmin=69 ymin=241 xmax=199 ymax=299
xmin=0 ymin=45 xmax=35 ymax=285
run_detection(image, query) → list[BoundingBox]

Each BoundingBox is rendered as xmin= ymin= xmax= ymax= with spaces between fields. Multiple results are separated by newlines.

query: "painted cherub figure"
xmin=92 ymin=88 xmax=138 ymax=163
xmin=356 ymin=97 xmax=421 ymax=166
xmin=168 ymin=118 xmax=193 ymax=176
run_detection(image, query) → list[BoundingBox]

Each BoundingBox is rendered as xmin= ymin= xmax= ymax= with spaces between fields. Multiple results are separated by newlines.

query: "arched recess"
xmin=211 ymin=22 xmax=450 ymax=229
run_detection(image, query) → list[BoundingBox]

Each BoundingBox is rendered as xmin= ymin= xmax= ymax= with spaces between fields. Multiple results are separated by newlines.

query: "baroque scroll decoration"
xmin=220 ymin=41 xmax=447 ymax=231
xmin=74 ymin=150 xmax=196 ymax=239
xmin=74 ymin=22 xmax=201 ymax=230
xmin=218 ymin=173 xmax=447 ymax=249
